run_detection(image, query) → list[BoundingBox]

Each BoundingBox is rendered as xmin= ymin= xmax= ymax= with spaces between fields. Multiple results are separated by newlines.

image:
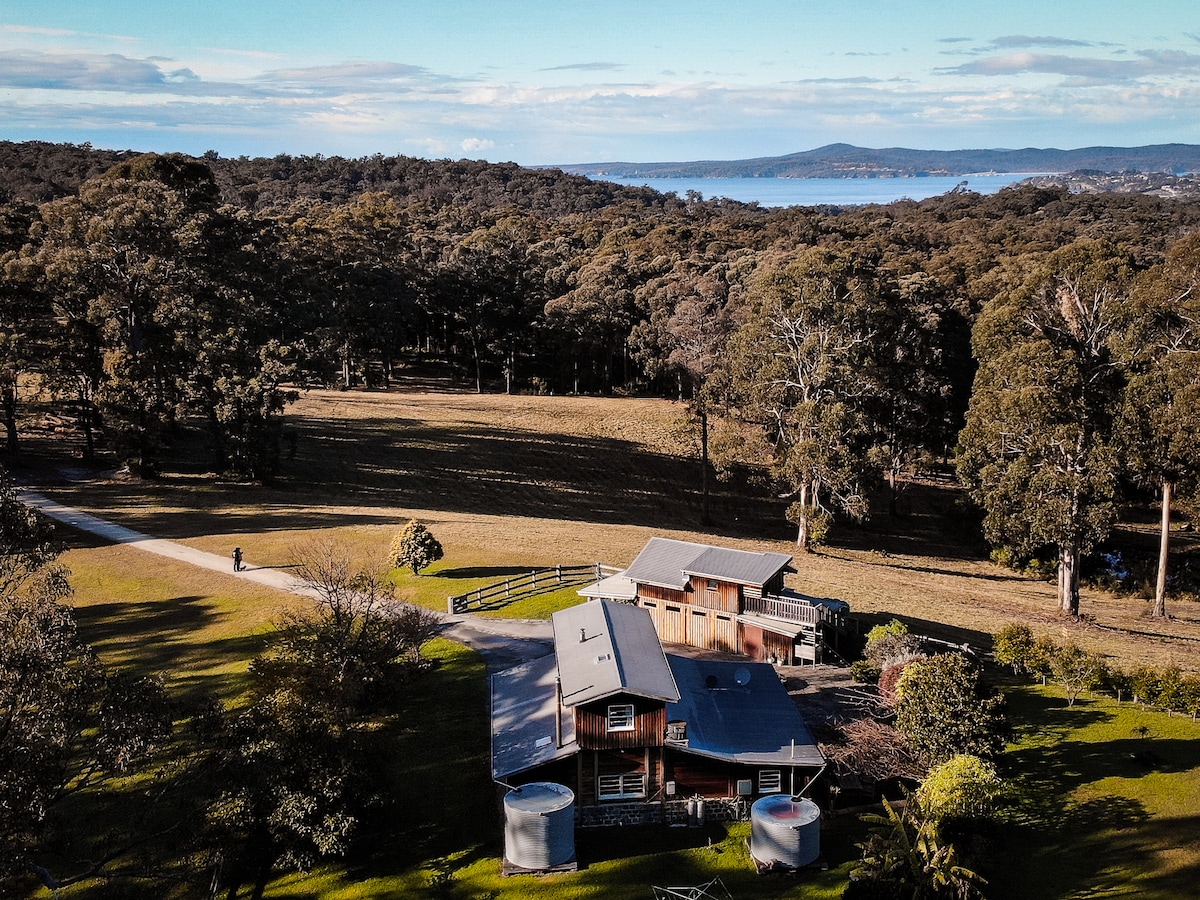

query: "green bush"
xmin=917 ymin=754 xmax=1003 ymax=827
xmin=993 ymin=623 xmax=1035 ymax=675
xmin=895 ymin=654 xmax=1008 ymax=767
xmin=851 ymin=659 xmax=881 ymax=684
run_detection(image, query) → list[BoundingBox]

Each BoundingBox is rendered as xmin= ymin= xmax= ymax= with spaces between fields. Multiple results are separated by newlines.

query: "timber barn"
xmin=581 ymin=537 xmax=848 ymax=666
xmin=490 ymin=599 xmax=824 ymax=827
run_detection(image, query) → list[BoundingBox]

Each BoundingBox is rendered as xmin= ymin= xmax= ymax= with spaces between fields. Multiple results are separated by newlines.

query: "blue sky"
xmin=2 ymin=1 xmax=1199 ymax=164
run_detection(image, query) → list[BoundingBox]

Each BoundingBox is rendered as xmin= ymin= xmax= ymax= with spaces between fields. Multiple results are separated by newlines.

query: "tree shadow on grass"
xmin=434 ymin=565 xmax=537 ymax=580
xmin=29 ymin=415 xmax=789 ymax=543
xmin=72 ymin=596 xmax=270 ymax=700
xmin=575 ymin=823 xmax=730 ymax=867
xmin=851 ymin=611 xmax=995 ymax=652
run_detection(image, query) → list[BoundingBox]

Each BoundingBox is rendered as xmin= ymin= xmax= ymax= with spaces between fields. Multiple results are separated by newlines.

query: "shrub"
xmin=993 ymin=623 xmax=1035 ymax=675
xmin=864 ymin=619 xmax=924 ymax=671
xmin=917 ymin=754 xmax=1003 ymax=827
xmin=851 ymin=660 xmax=881 ymax=684
xmin=389 ymin=520 xmax=445 ymax=575
xmin=1028 ymin=636 xmax=1059 ymax=684
xmin=866 ymin=619 xmax=909 ymax=645
xmin=1129 ymin=665 xmax=1162 ymax=707
xmin=895 ymin=654 xmax=1008 ymax=767
xmin=1101 ymin=665 xmax=1133 ymax=704
xmin=1049 ymin=643 xmax=1106 ymax=706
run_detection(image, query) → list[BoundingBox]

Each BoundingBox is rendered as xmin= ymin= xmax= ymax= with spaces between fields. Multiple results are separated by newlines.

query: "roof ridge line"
xmin=601 ymin=600 xmax=628 ymax=688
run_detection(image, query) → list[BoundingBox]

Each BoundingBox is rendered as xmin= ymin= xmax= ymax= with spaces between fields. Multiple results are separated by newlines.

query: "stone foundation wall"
xmin=576 ymin=800 xmax=664 ymax=828
xmin=576 ymin=797 xmax=749 ymax=828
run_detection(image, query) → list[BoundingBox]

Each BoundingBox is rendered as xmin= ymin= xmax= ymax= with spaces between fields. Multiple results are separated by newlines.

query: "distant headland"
xmin=557 ymin=143 xmax=1200 ymax=180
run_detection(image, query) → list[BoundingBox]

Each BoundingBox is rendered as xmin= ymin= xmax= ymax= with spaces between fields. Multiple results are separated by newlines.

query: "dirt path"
xmin=19 ymin=489 xmax=554 ymax=671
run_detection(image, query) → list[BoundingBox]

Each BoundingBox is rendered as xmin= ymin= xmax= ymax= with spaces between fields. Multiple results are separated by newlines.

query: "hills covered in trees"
xmin=3 ymin=140 xmax=1200 ymax=616
xmin=558 ymin=142 xmax=1200 ymax=179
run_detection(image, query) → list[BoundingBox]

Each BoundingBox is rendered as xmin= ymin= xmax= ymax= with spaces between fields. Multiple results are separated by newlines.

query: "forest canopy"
xmin=3 ymin=141 xmax=1200 ymax=613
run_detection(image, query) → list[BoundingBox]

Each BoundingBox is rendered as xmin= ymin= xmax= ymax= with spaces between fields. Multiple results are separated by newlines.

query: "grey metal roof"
xmin=490 ymin=654 xmax=577 ymax=780
xmin=552 ymin=599 xmax=680 ymax=707
xmin=620 ymin=537 xmax=793 ymax=591
xmin=665 ymin=656 xmax=824 ymax=768
xmin=578 ymin=574 xmax=638 ymax=601
xmin=684 ymin=546 xmax=794 ymax=587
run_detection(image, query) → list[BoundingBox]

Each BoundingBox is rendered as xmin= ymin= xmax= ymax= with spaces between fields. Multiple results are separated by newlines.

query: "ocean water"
xmin=601 ymin=173 xmax=1048 ymax=208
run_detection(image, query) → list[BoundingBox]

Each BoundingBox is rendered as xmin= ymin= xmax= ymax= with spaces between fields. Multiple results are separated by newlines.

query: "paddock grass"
xmin=991 ymin=681 xmax=1200 ymax=899
xmin=62 ymin=541 xmax=300 ymax=701
xmin=14 ymin=378 xmax=1200 ymax=897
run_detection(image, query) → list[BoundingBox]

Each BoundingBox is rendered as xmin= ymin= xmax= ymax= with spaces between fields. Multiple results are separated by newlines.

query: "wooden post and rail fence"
xmin=447 ymin=562 xmax=621 ymax=614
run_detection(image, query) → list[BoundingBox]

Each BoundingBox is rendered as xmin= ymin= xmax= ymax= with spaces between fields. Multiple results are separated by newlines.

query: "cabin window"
xmin=707 ymin=579 xmax=718 ymax=592
xmin=643 ymin=601 xmax=657 ymax=608
xmin=758 ymin=769 xmax=783 ymax=794
xmin=607 ymin=703 xmax=635 ymax=732
xmin=598 ymin=773 xmax=646 ymax=800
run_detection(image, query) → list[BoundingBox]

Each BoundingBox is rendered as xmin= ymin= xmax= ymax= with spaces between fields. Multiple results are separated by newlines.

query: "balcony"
xmin=740 ymin=592 xmax=842 ymax=627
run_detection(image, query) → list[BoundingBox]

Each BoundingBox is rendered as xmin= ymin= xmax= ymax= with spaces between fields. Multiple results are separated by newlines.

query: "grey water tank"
xmin=750 ymin=794 xmax=821 ymax=869
xmin=503 ymin=782 xmax=576 ymax=870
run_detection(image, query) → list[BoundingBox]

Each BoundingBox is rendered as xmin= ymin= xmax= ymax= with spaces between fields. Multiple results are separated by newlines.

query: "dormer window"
xmin=607 ymin=703 xmax=635 ymax=732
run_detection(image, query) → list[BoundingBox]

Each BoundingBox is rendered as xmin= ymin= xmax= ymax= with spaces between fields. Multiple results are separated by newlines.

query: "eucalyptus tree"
xmin=435 ymin=214 xmax=547 ymax=393
xmin=0 ymin=201 xmax=42 ymax=452
xmin=958 ymin=242 xmax=1130 ymax=615
xmin=22 ymin=154 xmax=300 ymax=478
xmin=1114 ymin=233 xmax=1200 ymax=617
xmin=544 ymin=248 xmax=654 ymax=394
xmin=631 ymin=258 xmax=740 ymax=523
xmin=718 ymin=247 xmax=897 ymax=550
xmin=28 ymin=173 xmax=194 ymax=473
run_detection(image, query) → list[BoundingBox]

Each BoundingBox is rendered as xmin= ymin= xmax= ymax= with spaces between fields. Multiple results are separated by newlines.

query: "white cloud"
xmin=461 ymin=137 xmax=495 ymax=152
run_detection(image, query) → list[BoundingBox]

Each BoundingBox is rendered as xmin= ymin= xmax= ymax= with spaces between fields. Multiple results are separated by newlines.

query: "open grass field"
xmin=11 ymin=374 xmax=1200 ymax=898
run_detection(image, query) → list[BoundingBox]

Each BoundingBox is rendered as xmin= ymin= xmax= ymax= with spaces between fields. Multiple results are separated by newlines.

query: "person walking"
xmin=233 ymin=547 xmax=243 ymax=572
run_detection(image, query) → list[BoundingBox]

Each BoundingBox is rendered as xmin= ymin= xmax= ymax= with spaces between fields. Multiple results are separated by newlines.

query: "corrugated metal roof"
xmin=620 ymin=537 xmax=793 ymax=590
xmin=684 ymin=546 xmax=794 ymax=587
xmin=552 ymin=599 xmax=680 ymax=707
xmin=665 ymin=656 xmax=824 ymax=768
xmin=490 ymin=654 xmax=577 ymax=780
xmin=577 ymin=574 xmax=638 ymax=600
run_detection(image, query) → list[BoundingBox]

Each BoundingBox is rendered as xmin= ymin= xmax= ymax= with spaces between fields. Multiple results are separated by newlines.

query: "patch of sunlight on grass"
xmin=64 ymin=542 xmax=300 ymax=699
xmin=994 ymin=681 xmax=1200 ymax=900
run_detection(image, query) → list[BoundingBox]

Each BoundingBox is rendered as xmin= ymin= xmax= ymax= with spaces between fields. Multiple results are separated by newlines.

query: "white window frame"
xmin=598 ymin=773 xmax=647 ymax=800
xmin=758 ymin=769 xmax=783 ymax=794
xmin=607 ymin=703 xmax=635 ymax=732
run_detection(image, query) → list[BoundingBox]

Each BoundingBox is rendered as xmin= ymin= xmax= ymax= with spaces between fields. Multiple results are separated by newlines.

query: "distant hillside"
xmin=559 ymin=144 xmax=1200 ymax=179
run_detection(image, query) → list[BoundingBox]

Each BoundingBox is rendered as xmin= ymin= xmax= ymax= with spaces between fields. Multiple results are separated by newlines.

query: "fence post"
xmin=448 ymin=595 xmax=457 ymax=614
xmin=505 ymin=579 xmax=511 ymax=598
xmin=557 ymin=565 xmax=562 ymax=583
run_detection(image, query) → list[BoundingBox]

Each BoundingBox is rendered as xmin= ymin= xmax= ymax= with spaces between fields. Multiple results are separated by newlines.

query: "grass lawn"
xmin=991 ymin=681 xmax=1200 ymax=899
xmin=14 ymin=379 xmax=1200 ymax=898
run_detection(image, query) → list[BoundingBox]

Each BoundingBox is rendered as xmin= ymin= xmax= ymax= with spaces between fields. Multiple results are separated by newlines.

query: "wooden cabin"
xmin=490 ymin=599 xmax=824 ymax=827
xmin=581 ymin=538 xmax=848 ymax=666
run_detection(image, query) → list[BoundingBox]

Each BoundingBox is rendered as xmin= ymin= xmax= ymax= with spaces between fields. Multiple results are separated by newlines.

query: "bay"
xmin=600 ymin=173 xmax=1049 ymax=207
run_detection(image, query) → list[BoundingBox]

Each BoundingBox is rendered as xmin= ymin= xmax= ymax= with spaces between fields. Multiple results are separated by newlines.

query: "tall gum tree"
xmin=1115 ymin=233 xmax=1200 ymax=618
xmin=719 ymin=248 xmax=894 ymax=550
xmin=958 ymin=242 xmax=1130 ymax=615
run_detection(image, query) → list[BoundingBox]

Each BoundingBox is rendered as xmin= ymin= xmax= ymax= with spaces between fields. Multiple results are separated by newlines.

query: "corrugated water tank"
xmin=750 ymin=794 xmax=821 ymax=869
xmin=503 ymin=782 xmax=575 ymax=870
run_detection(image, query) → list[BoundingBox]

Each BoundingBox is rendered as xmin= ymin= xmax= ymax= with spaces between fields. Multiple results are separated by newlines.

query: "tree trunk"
xmin=1153 ymin=478 xmax=1173 ymax=619
xmin=1058 ymin=543 xmax=1081 ymax=615
xmin=700 ymin=406 xmax=711 ymax=526
xmin=2 ymin=376 xmax=18 ymax=453
xmin=796 ymin=481 xmax=812 ymax=552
